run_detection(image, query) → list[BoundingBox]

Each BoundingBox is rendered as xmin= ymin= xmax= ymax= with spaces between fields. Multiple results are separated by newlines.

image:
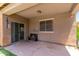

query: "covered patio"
xmin=0 ymin=3 xmax=78 ymax=56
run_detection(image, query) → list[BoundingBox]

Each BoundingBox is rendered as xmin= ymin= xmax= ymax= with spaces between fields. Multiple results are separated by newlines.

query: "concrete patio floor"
xmin=4 ymin=40 xmax=73 ymax=56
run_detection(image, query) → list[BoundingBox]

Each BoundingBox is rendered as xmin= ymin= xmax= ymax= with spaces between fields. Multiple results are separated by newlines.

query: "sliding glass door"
xmin=11 ymin=22 xmax=24 ymax=43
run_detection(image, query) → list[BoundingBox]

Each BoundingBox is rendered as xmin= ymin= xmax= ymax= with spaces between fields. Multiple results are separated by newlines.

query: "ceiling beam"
xmin=71 ymin=4 xmax=79 ymax=14
xmin=69 ymin=3 xmax=77 ymax=13
xmin=0 ymin=3 xmax=5 ymax=7
xmin=1 ymin=3 xmax=38 ymax=15
xmin=0 ymin=3 xmax=9 ymax=10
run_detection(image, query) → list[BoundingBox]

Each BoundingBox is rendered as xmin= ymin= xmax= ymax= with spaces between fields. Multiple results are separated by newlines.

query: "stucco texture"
xmin=29 ymin=12 xmax=76 ymax=46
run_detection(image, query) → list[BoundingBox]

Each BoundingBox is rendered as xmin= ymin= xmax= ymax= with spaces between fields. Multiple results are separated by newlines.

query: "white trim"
xmin=39 ymin=31 xmax=54 ymax=33
xmin=39 ymin=18 xmax=55 ymax=21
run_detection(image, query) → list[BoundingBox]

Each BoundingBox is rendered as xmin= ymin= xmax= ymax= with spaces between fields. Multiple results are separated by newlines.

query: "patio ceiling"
xmin=0 ymin=3 xmax=77 ymax=18
xmin=16 ymin=3 xmax=73 ymax=18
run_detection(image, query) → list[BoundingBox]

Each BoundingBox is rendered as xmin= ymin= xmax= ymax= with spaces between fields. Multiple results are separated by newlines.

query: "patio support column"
xmin=0 ymin=12 xmax=4 ymax=46
xmin=0 ymin=13 xmax=11 ymax=46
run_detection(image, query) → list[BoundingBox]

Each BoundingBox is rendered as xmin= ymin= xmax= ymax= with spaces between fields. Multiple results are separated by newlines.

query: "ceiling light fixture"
xmin=37 ymin=10 xmax=42 ymax=14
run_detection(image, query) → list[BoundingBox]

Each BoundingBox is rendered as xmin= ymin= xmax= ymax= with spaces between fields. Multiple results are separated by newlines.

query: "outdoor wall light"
xmin=6 ymin=16 xmax=10 ymax=29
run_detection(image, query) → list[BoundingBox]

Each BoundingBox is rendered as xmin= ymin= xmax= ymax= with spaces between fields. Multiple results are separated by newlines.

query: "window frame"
xmin=39 ymin=18 xmax=54 ymax=33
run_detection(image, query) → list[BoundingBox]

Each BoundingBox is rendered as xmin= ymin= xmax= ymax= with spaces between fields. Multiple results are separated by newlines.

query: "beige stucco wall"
xmin=1 ymin=14 xmax=29 ymax=46
xmin=29 ymin=12 xmax=76 ymax=46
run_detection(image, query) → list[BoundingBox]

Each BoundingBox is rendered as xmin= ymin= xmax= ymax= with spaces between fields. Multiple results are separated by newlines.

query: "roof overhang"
xmin=0 ymin=3 xmax=39 ymax=15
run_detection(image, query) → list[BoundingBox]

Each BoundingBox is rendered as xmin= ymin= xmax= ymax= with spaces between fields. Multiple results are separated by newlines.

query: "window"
xmin=40 ymin=19 xmax=53 ymax=32
xmin=46 ymin=20 xmax=53 ymax=31
xmin=40 ymin=21 xmax=45 ymax=31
